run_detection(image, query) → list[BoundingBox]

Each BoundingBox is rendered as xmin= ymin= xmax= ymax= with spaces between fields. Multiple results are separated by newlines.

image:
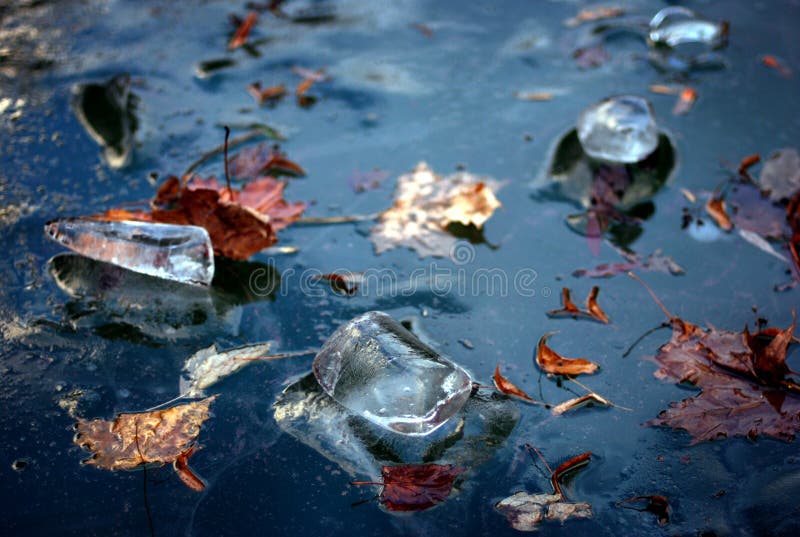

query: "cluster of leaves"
xmin=684 ymin=149 xmax=800 ymax=288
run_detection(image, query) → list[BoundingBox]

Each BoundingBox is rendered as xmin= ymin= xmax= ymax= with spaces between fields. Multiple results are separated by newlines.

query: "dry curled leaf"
xmin=248 ymin=82 xmax=287 ymax=106
xmin=548 ymin=287 xmax=609 ymax=323
xmin=493 ymin=364 xmax=534 ymax=402
xmin=535 ymin=332 xmax=599 ymax=376
xmin=705 ymin=197 xmax=733 ymax=231
xmin=370 ymin=162 xmax=502 ymax=258
xmin=74 ymin=396 xmax=216 ymax=490
xmin=229 ymin=12 xmax=258 ymax=50
xmin=551 ymin=393 xmax=612 ymax=416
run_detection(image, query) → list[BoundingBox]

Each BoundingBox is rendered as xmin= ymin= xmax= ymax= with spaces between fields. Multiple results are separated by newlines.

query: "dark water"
xmin=1 ymin=1 xmax=799 ymax=535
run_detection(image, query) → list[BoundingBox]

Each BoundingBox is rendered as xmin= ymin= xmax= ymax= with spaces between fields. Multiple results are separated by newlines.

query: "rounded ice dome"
xmin=576 ymin=95 xmax=659 ymax=164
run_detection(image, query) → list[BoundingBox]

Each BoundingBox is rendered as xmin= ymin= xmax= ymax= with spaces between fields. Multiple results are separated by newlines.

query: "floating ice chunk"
xmin=577 ymin=95 xmax=658 ymax=164
xmin=44 ymin=219 xmax=214 ymax=286
xmin=312 ymin=311 xmax=472 ymax=436
xmin=648 ymin=7 xmax=726 ymax=49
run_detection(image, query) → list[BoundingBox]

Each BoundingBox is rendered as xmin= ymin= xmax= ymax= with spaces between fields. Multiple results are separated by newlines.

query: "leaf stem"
xmin=183 ymin=129 xmax=265 ymax=177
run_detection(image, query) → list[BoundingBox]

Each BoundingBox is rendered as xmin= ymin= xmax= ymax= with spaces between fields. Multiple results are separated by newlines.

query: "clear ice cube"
xmin=312 ymin=311 xmax=472 ymax=436
xmin=44 ymin=218 xmax=214 ymax=286
xmin=576 ymin=95 xmax=658 ymax=164
xmin=648 ymin=7 xmax=726 ymax=49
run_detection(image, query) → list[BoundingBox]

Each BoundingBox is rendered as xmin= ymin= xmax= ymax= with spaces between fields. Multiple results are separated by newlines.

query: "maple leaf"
xmin=353 ymin=464 xmax=463 ymax=512
xmin=102 ymin=175 xmax=304 ymax=260
xmin=637 ymin=279 xmax=800 ymax=442
xmin=74 ymin=396 xmax=216 ymax=491
xmin=370 ymin=162 xmax=502 ymax=258
xmin=535 ymin=332 xmax=599 ymax=377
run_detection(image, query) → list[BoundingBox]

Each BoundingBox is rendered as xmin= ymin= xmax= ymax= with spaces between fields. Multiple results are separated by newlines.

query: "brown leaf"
xmin=370 ymin=162 xmax=502 ymax=258
xmin=547 ymin=287 xmax=609 ymax=323
xmin=564 ymin=6 xmax=625 ymax=27
xmin=248 ymin=82 xmax=287 ymax=106
xmin=705 ymin=197 xmax=733 ymax=231
xmin=535 ymin=333 xmax=599 ymax=377
xmin=229 ymin=12 xmax=258 ymax=50
xmin=228 ymin=143 xmax=306 ymax=180
xmin=493 ymin=364 xmax=534 ymax=402
xmin=174 ymin=445 xmax=206 ymax=491
xmin=573 ymin=248 xmax=684 ymax=278
xmin=375 ymin=464 xmax=462 ymax=512
xmin=586 ymin=287 xmax=610 ymax=323
xmin=74 ymin=396 xmax=216 ymax=490
xmin=645 ymin=303 xmax=800 ymax=442
xmin=313 ymin=272 xmax=362 ymax=295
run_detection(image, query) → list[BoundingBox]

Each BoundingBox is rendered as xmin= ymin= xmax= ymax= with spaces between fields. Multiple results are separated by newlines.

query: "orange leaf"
xmin=705 ymin=197 xmax=733 ymax=231
xmin=535 ymin=332 xmax=599 ymax=376
xmin=173 ymin=445 xmax=206 ymax=492
xmin=229 ymin=12 xmax=258 ymax=50
xmin=547 ymin=287 xmax=609 ymax=323
xmin=493 ymin=364 xmax=534 ymax=402
xmin=247 ymin=82 xmax=287 ymax=106
xmin=586 ymin=286 xmax=609 ymax=323
xmin=672 ymin=87 xmax=697 ymax=116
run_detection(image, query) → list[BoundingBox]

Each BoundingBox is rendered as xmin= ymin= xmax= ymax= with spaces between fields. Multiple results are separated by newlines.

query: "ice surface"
xmin=312 ymin=311 xmax=472 ymax=436
xmin=648 ymin=7 xmax=725 ymax=49
xmin=576 ymin=95 xmax=658 ymax=164
xmin=45 ymin=219 xmax=214 ymax=286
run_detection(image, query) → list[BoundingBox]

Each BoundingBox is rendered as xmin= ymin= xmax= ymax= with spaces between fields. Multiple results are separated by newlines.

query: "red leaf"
xmin=378 ymin=464 xmax=462 ymax=512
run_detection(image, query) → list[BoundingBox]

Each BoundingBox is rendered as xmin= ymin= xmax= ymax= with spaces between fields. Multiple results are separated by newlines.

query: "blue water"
xmin=1 ymin=1 xmax=799 ymax=535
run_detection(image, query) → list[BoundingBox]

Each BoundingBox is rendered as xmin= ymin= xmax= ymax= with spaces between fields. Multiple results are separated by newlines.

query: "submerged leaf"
xmin=376 ymin=464 xmax=463 ymax=512
xmin=493 ymin=365 xmax=534 ymax=402
xmin=180 ymin=342 xmax=274 ymax=398
xmin=496 ymin=492 xmax=592 ymax=531
xmin=617 ymin=495 xmax=670 ymax=526
xmin=228 ymin=143 xmax=306 ymax=179
xmin=573 ymin=249 xmax=684 ymax=278
xmin=74 ymin=397 xmax=216 ymax=490
xmin=535 ymin=333 xmax=599 ymax=376
xmin=759 ymin=148 xmax=800 ymax=203
xmin=370 ymin=162 xmax=502 ymax=258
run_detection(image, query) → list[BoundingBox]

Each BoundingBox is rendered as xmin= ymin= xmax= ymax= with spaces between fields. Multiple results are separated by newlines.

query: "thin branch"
xmin=183 ymin=129 xmax=264 ymax=177
xmin=294 ymin=212 xmax=383 ymax=225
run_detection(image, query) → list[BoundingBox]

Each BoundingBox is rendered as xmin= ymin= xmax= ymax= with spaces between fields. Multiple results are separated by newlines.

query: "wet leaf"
xmin=493 ymin=364 xmax=534 ymax=402
xmin=738 ymin=229 xmax=788 ymax=262
xmin=573 ymin=249 xmax=684 ymax=278
xmin=617 ymin=495 xmax=670 ymax=526
xmin=496 ymin=492 xmax=592 ymax=531
xmin=74 ymin=396 xmax=216 ymax=490
xmin=564 ymin=6 xmax=625 ymax=27
xmin=672 ymin=87 xmax=697 ymax=116
xmin=229 ymin=12 xmax=258 ymax=50
xmin=705 ymin=197 xmax=733 ymax=231
xmin=247 ymin=82 xmax=287 ymax=106
xmin=727 ymin=180 xmax=789 ymax=240
xmin=641 ymin=289 xmax=800 ymax=442
xmin=762 ymin=55 xmax=792 ymax=78
xmin=370 ymin=162 xmax=502 ymax=258
xmin=759 ymin=148 xmax=800 ymax=203
xmin=573 ymin=45 xmax=610 ymax=69
xmin=354 ymin=464 xmax=463 ymax=512
xmin=228 ymin=143 xmax=306 ymax=179
xmin=547 ymin=287 xmax=609 ymax=323
xmin=535 ymin=332 xmax=599 ymax=377
xmin=180 ymin=342 xmax=274 ymax=398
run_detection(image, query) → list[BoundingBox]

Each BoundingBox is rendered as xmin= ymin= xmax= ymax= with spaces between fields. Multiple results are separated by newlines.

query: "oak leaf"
xmin=535 ymin=332 xmax=599 ymax=376
xmin=370 ymin=162 xmax=502 ymax=258
xmin=74 ymin=396 xmax=216 ymax=490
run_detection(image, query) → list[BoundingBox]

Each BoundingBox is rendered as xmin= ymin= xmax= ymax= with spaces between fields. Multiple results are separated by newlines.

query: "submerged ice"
xmin=577 ymin=95 xmax=658 ymax=164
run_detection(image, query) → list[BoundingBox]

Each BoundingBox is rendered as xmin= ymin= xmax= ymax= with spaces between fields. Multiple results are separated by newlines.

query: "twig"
xmin=622 ymin=322 xmax=669 ymax=358
xmin=135 ymin=422 xmax=155 ymax=537
xmin=295 ymin=212 xmax=383 ymax=225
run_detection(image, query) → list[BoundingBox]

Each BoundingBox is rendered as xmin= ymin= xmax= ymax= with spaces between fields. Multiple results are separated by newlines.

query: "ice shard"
xmin=312 ymin=311 xmax=472 ymax=436
xmin=648 ymin=7 xmax=727 ymax=50
xmin=576 ymin=95 xmax=658 ymax=163
xmin=45 ymin=218 xmax=214 ymax=286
